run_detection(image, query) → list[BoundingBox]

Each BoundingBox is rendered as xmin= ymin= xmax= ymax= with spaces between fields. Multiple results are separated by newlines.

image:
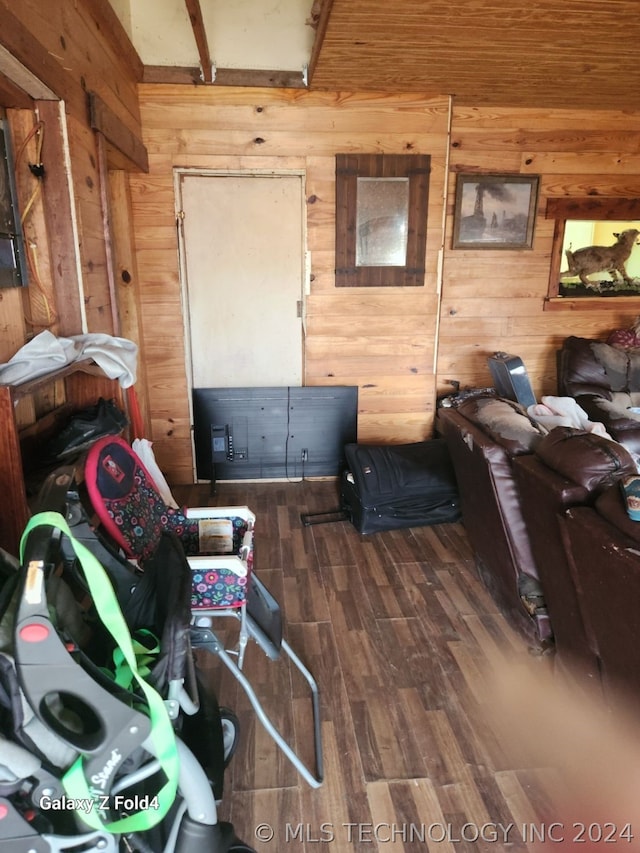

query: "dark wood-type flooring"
xmin=173 ymin=479 xmax=563 ymax=852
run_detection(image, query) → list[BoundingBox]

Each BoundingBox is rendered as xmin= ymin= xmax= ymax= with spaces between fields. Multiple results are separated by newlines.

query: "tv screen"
xmin=192 ymin=386 xmax=358 ymax=481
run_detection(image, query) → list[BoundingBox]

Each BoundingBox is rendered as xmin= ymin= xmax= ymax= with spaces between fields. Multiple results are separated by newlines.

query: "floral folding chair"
xmin=83 ymin=435 xmax=323 ymax=788
xmin=85 ymin=435 xmax=254 ymax=667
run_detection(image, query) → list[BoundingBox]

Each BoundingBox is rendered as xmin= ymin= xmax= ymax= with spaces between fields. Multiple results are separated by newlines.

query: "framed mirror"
xmin=335 ymin=153 xmax=430 ymax=287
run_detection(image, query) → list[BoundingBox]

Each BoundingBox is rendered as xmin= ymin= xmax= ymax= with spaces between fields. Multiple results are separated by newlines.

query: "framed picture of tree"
xmin=452 ymin=173 xmax=539 ymax=249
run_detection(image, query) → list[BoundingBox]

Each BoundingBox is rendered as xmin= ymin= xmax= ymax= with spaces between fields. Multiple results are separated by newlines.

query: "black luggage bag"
xmin=340 ymin=439 xmax=461 ymax=534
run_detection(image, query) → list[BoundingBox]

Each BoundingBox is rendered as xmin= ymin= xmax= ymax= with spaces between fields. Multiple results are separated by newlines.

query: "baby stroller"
xmin=0 ymin=510 xmax=255 ymax=853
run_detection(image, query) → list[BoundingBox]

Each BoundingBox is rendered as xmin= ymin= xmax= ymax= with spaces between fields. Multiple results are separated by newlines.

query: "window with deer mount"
xmin=546 ymin=198 xmax=640 ymax=300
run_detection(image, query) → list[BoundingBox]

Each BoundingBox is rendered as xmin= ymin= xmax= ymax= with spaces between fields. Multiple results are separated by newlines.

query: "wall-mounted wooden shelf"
xmin=0 ymin=360 xmax=123 ymax=556
xmin=544 ymin=296 xmax=640 ymax=312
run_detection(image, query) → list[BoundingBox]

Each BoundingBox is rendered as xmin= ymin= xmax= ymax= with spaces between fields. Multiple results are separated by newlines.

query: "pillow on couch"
xmin=559 ymin=336 xmax=614 ymax=398
xmin=629 ymin=352 xmax=640 ymax=391
xmin=591 ymin=341 xmax=633 ymax=392
xmin=456 ymin=396 xmax=546 ymax=456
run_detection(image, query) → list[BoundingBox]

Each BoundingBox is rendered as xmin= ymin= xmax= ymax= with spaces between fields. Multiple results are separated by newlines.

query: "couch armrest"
xmin=534 ymin=426 xmax=637 ymax=492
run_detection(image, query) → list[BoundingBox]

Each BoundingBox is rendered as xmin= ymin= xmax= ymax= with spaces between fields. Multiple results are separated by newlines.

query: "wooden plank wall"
xmin=131 ymin=86 xmax=451 ymax=483
xmin=132 ymin=87 xmax=640 ymax=484
xmin=0 ymin=0 xmax=145 ymax=349
xmin=1 ymin=102 xmax=132 ymax=445
xmin=2 ymin=4 xmax=640 ymax=491
xmin=3 ymin=0 xmax=142 ymax=128
xmin=0 ymin=0 xmax=147 ymax=440
xmin=439 ymin=106 xmax=640 ymax=396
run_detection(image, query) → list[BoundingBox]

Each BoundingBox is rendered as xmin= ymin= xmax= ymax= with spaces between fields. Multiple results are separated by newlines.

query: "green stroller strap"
xmin=111 ymin=629 xmax=160 ymax=689
xmin=19 ymin=511 xmax=179 ymax=834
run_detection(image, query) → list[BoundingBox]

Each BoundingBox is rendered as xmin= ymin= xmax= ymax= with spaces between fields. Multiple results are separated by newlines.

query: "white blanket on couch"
xmin=527 ymin=395 xmax=612 ymax=439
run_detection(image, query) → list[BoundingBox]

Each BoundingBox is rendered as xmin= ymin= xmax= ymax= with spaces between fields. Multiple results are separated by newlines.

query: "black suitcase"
xmin=487 ymin=351 xmax=536 ymax=408
xmin=340 ymin=439 xmax=461 ymax=534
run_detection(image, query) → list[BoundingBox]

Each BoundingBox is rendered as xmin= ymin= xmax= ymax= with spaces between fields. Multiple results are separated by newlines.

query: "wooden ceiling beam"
xmin=184 ymin=0 xmax=214 ymax=83
xmin=143 ymin=65 xmax=305 ymax=89
xmin=307 ymin=0 xmax=335 ymax=85
xmin=143 ymin=65 xmax=202 ymax=86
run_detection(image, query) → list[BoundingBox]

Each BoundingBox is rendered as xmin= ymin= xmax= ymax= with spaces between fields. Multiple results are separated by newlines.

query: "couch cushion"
xmin=591 ymin=341 xmax=631 ymax=392
xmin=455 ymin=396 xmax=546 ymax=456
xmin=535 ymin=426 xmax=637 ymax=493
xmin=596 ymin=394 xmax=640 ymax=426
xmin=559 ymin=336 xmax=614 ymax=398
xmin=629 ymin=352 xmax=640 ymax=390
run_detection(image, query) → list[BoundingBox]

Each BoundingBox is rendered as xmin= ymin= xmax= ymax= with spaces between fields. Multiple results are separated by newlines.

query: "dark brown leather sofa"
xmin=557 ymin=335 xmax=640 ymax=454
xmin=438 ymin=396 xmax=551 ymax=648
xmin=513 ymin=428 xmax=637 ymax=687
xmin=562 ymin=484 xmax=640 ymax=707
xmin=440 ymin=395 xmax=640 ymax=700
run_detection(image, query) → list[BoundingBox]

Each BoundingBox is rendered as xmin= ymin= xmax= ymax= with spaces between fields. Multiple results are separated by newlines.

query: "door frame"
xmin=174 ymin=167 xmax=309 ymax=479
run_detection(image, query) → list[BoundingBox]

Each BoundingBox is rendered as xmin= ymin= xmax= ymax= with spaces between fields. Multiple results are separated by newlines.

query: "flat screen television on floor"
xmin=192 ymin=386 xmax=358 ymax=481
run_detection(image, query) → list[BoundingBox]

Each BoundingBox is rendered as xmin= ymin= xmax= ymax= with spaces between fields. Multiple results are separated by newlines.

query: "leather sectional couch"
xmin=513 ymin=428 xmax=637 ymax=688
xmin=439 ymin=394 xmax=640 ymax=704
xmin=439 ymin=396 xmax=550 ymax=648
xmin=562 ymin=483 xmax=640 ymax=705
xmin=557 ymin=335 xmax=640 ymax=454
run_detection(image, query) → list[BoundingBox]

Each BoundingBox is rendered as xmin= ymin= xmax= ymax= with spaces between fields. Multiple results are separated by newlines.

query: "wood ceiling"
xmin=308 ymin=0 xmax=640 ymax=111
xmin=5 ymin=0 xmax=639 ymax=113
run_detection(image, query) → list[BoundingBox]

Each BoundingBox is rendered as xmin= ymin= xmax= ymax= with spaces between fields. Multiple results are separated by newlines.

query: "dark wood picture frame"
xmin=335 ymin=153 xmax=431 ymax=287
xmin=452 ymin=173 xmax=539 ymax=249
xmin=546 ymin=197 xmax=640 ymax=299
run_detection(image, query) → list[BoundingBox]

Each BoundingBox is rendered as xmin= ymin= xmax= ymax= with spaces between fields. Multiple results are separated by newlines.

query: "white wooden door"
xmin=179 ymin=172 xmax=304 ymax=387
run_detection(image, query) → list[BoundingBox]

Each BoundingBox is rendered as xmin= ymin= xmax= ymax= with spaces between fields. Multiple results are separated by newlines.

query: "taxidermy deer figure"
xmin=563 ymin=228 xmax=640 ymax=289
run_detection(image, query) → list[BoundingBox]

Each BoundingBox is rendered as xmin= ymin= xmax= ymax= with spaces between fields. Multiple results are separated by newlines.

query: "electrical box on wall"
xmin=0 ymin=118 xmax=28 ymax=289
